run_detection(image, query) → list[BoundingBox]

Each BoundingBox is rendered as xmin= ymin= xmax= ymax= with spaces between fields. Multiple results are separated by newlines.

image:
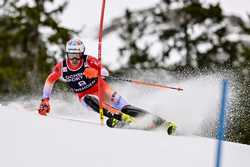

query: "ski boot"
xmin=121 ymin=113 xmax=135 ymax=124
xmin=106 ymin=113 xmax=135 ymax=128
xmin=163 ymin=121 xmax=177 ymax=135
xmin=106 ymin=117 xmax=120 ymax=128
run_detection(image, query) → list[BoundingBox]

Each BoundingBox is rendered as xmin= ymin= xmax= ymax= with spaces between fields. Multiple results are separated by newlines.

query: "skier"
xmin=38 ymin=37 xmax=135 ymax=125
xmin=38 ymin=37 xmax=176 ymax=134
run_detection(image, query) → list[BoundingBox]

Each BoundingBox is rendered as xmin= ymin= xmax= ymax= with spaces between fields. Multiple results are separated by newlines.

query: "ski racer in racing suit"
xmin=38 ymin=37 xmax=135 ymax=126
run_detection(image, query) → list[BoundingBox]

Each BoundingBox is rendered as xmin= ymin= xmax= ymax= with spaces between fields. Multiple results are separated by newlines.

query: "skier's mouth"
xmin=70 ymin=57 xmax=81 ymax=61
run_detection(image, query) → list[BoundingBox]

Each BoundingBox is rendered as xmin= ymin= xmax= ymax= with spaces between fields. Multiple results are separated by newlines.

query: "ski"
xmin=84 ymin=95 xmax=177 ymax=135
xmin=106 ymin=115 xmax=177 ymax=135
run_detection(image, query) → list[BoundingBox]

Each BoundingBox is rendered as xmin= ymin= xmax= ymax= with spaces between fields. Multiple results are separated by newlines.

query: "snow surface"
xmin=0 ymin=109 xmax=249 ymax=167
xmin=0 ymin=73 xmax=249 ymax=167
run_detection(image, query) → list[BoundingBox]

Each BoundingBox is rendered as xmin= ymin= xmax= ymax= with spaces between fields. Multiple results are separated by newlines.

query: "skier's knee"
xmin=83 ymin=95 xmax=99 ymax=112
xmin=110 ymin=92 xmax=128 ymax=110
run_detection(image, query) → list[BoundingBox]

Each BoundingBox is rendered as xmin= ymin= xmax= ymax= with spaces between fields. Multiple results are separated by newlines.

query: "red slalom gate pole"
xmin=97 ymin=0 xmax=106 ymax=125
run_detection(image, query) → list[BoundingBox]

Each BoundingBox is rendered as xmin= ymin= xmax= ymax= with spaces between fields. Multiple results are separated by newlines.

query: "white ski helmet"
xmin=65 ymin=38 xmax=85 ymax=54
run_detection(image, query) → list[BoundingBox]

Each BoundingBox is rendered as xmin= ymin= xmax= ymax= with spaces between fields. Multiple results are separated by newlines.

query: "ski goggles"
xmin=67 ymin=53 xmax=82 ymax=59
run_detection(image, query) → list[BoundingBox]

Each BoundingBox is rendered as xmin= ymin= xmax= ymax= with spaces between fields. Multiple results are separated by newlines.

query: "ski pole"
xmin=105 ymin=76 xmax=183 ymax=91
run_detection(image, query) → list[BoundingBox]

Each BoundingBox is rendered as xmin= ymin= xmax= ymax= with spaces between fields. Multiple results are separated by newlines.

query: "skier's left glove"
xmin=83 ymin=67 xmax=98 ymax=79
xmin=38 ymin=98 xmax=50 ymax=116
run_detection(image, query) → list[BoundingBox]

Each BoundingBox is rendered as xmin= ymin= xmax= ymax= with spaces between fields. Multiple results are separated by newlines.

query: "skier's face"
xmin=68 ymin=53 xmax=82 ymax=66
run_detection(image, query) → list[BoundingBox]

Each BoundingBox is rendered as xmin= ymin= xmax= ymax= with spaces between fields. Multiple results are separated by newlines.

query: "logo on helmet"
xmin=69 ymin=40 xmax=82 ymax=46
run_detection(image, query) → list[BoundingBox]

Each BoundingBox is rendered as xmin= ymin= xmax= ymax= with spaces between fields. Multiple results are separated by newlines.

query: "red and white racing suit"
xmin=42 ymin=55 xmax=128 ymax=113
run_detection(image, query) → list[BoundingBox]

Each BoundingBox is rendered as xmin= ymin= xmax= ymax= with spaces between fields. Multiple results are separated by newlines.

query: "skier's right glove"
xmin=38 ymin=98 xmax=50 ymax=116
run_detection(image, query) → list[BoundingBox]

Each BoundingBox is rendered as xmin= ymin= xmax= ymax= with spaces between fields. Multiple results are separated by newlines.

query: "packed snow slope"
xmin=0 ymin=73 xmax=249 ymax=167
xmin=0 ymin=109 xmax=249 ymax=167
